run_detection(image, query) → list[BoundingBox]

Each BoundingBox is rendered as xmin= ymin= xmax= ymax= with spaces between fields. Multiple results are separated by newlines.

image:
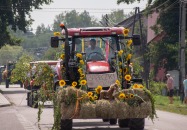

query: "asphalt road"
xmin=1 ymin=84 xmax=187 ymax=130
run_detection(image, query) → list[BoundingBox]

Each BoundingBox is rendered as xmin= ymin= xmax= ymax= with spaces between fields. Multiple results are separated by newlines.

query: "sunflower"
xmin=60 ymin=54 xmax=65 ymax=59
xmin=94 ymin=95 xmax=98 ymax=100
xmin=119 ymin=93 xmax=125 ymax=100
xmin=124 ymin=74 xmax=131 ymax=81
xmin=132 ymin=84 xmax=139 ymax=89
xmin=43 ymin=68 xmax=47 ymax=72
xmin=87 ymin=92 xmax=93 ymax=97
xmin=95 ymin=85 xmax=102 ymax=94
xmin=123 ymin=28 xmax=130 ymax=36
xmin=115 ymin=80 xmax=120 ymax=86
xmin=126 ymin=54 xmax=132 ymax=60
xmin=72 ymin=81 xmax=77 ymax=87
xmin=80 ymin=74 xmax=85 ymax=78
xmin=125 ymin=95 xmax=129 ymax=99
xmin=139 ymin=84 xmax=144 ymax=88
xmin=50 ymin=73 xmax=54 ymax=77
xmin=80 ymin=80 xmax=87 ymax=85
xmin=76 ymin=53 xmax=83 ymax=59
xmin=130 ymin=94 xmax=134 ymax=98
xmin=118 ymin=61 xmax=122 ymax=66
xmin=127 ymin=39 xmax=133 ymax=46
xmin=78 ymin=68 xmax=83 ymax=73
xmin=59 ymin=80 xmax=66 ymax=87
xmin=79 ymin=60 xmax=84 ymax=65
xmin=53 ymin=32 xmax=61 ymax=37
xmin=118 ymin=50 xmax=123 ymax=56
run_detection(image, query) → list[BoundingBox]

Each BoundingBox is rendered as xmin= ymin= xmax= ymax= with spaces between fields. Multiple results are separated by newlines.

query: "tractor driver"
xmin=85 ymin=39 xmax=104 ymax=60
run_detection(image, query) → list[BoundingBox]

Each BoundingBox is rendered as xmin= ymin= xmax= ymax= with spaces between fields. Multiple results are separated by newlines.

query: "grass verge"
xmin=154 ymin=95 xmax=187 ymax=115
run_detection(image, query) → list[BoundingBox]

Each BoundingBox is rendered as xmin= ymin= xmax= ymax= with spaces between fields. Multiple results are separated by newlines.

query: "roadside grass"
xmin=154 ymin=95 xmax=187 ymax=115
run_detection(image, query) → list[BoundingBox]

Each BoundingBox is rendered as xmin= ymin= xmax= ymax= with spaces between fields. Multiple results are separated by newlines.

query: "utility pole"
xmin=179 ymin=1 xmax=186 ymax=102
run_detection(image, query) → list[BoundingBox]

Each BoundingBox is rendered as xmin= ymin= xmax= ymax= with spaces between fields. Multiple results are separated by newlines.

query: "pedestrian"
xmin=166 ymin=74 xmax=174 ymax=104
xmin=183 ymin=75 xmax=187 ymax=104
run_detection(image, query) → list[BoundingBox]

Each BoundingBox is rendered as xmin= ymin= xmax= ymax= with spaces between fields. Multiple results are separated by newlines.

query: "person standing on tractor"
xmin=85 ymin=39 xmax=103 ymax=60
xmin=166 ymin=73 xmax=174 ymax=104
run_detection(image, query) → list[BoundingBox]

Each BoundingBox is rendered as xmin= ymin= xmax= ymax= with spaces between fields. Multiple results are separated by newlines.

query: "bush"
xmin=149 ymin=81 xmax=166 ymax=95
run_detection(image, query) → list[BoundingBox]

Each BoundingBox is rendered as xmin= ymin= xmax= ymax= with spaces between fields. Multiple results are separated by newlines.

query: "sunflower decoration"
xmin=123 ymin=28 xmax=130 ymax=36
xmin=127 ymin=39 xmax=133 ymax=47
xmin=76 ymin=53 xmax=83 ymax=59
xmin=95 ymin=85 xmax=103 ymax=94
xmin=115 ymin=80 xmax=121 ymax=86
xmin=59 ymin=80 xmax=66 ymax=87
xmin=132 ymin=83 xmax=139 ymax=89
xmin=118 ymin=50 xmax=123 ymax=56
xmin=124 ymin=74 xmax=132 ymax=81
xmin=126 ymin=54 xmax=132 ymax=61
xmin=72 ymin=81 xmax=77 ymax=88
xmin=53 ymin=32 xmax=61 ymax=37
xmin=79 ymin=60 xmax=84 ymax=65
xmin=129 ymin=93 xmax=134 ymax=98
xmin=119 ymin=93 xmax=125 ymax=100
xmin=87 ymin=92 xmax=93 ymax=97
xmin=80 ymin=79 xmax=87 ymax=85
xmin=60 ymin=53 xmax=65 ymax=59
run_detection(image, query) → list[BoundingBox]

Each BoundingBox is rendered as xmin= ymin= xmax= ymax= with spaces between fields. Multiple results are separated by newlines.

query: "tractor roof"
xmin=62 ymin=27 xmax=124 ymax=37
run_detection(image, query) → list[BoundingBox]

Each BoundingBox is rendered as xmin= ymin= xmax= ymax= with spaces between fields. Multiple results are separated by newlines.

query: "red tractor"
xmin=51 ymin=24 xmax=144 ymax=130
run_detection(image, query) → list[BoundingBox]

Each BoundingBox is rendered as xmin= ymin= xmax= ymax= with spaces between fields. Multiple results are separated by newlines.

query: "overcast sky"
xmin=30 ymin=0 xmax=147 ymax=30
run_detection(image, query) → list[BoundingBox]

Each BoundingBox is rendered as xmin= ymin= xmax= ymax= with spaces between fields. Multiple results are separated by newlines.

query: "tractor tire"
xmin=109 ymin=119 xmax=117 ymax=125
xmin=5 ymin=79 xmax=9 ymax=88
xmin=61 ymin=119 xmax=72 ymax=130
xmin=118 ymin=119 xmax=130 ymax=128
xmin=102 ymin=119 xmax=109 ymax=122
xmin=129 ymin=118 xmax=145 ymax=130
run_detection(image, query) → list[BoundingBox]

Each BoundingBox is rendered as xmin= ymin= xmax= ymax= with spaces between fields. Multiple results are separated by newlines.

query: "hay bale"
xmin=95 ymin=100 xmax=111 ymax=119
xmin=116 ymin=102 xmax=129 ymax=119
xmin=109 ymin=101 xmax=119 ymax=118
xmin=61 ymin=103 xmax=75 ymax=119
xmin=79 ymin=103 xmax=96 ymax=119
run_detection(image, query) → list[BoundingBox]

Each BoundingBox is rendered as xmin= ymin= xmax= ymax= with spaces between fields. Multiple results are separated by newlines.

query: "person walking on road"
xmin=166 ymin=74 xmax=174 ymax=104
xmin=183 ymin=75 xmax=187 ymax=104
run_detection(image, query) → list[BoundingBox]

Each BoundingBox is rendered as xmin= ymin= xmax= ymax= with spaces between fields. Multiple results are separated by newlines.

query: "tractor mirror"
xmin=51 ymin=37 xmax=59 ymax=48
xmin=132 ymin=34 xmax=141 ymax=46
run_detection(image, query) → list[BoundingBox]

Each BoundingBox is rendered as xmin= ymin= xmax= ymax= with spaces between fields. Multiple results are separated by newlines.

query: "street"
xmin=0 ymin=84 xmax=187 ymax=130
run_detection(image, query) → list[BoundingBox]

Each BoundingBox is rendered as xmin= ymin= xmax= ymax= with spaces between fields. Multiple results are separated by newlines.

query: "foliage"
xmin=0 ymin=45 xmax=23 ymax=65
xmin=11 ymin=54 xmax=33 ymax=83
xmin=117 ymin=0 xmax=142 ymax=4
xmin=149 ymin=81 xmax=166 ymax=95
xmin=154 ymin=95 xmax=187 ymax=115
xmin=53 ymin=10 xmax=100 ymax=32
xmin=0 ymin=0 xmax=53 ymax=48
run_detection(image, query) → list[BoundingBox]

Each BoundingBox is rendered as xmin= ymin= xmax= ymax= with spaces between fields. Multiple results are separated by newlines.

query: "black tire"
xmin=118 ymin=119 xmax=130 ymax=128
xmin=129 ymin=118 xmax=145 ymax=130
xmin=109 ymin=119 xmax=117 ymax=125
xmin=61 ymin=119 xmax=72 ymax=130
xmin=5 ymin=79 xmax=9 ymax=88
xmin=102 ymin=119 xmax=109 ymax=122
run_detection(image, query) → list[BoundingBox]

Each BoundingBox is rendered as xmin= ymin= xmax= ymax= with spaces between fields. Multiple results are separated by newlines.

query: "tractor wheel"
xmin=109 ymin=119 xmax=117 ymax=125
xmin=118 ymin=119 xmax=130 ymax=128
xmin=61 ymin=119 xmax=72 ymax=130
xmin=129 ymin=118 xmax=145 ymax=130
xmin=5 ymin=79 xmax=9 ymax=88
xmin=102 ymin=119 xmax=109 ymax=122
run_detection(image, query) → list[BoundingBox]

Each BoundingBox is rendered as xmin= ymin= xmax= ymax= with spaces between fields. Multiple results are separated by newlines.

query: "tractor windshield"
xmin=74 ymin=36 xmax=118 ymax=62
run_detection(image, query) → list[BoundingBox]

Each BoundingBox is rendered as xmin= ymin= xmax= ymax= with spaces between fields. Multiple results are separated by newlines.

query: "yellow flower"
xmin=76 ymin=53 xmax=83 ymax=59
xmin=125 ymin=94 xmax=129 ymax=99
xmin=127 ymin=39 xmax=133 ymax=46
xmin=79 ymin=60 xmax=84 ymax=65
xmin=126 ymin=54 xmax=132 ymax=60
xmin=124 ymin=68 xmax=128 ymax=74
xmin=123 ymin=28 xmax=130 ymax=36
xmin=119 ymin=69 xmax=122 ymax=73
xmin=95 ymin=85 xmax=102 ymax=94
xmin=87 ymin=92 xmax=93 ymax=97
xmin=118 ymin=50 xmax=123 ymax=56
xmin=81 ymin=74 xmax=85 ymax=78
xmin=130 ymin=94 xmax=134 ymax=98
xmin=53 ymin=32 xmax=61 ymax=37
xmin=94 ymin=95 xmax=98 ymax=100
xmin=59 ymin=80 xmax=66 ymax=87
xmin=133 ymin=84 xmax=139 ymax=89
xmin=61 ymin=44 xmax=65 ymax=48
xmin=43 ymin=68 xmax=47 ymax=72
xmin=60 ymin=54 xmax=65 ymax=59
xmin=72 ymin=81 xmax=77 ymax=87
xmin=119 ymin=61 xmax=122 ymax=66
xmin=124 ymin=74 xmax=131 ymax=81
xmin=50 ymin=73 xmax=54 ymax=77
xmin=119 ymin=93 xmax=125 ymax=99
xmin=115 ymin=80 xmax=120 ymax=86
xmin=80 ymin=80 xmax=87 ymax=85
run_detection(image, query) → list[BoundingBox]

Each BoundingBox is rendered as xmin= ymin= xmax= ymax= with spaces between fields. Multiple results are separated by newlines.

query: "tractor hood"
xmin=87 ymin=61 xmax=110 ymax=73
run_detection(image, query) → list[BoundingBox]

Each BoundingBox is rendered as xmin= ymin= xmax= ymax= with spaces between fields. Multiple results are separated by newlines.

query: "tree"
xmin=0 ymin=0 xmax=53 ymax=48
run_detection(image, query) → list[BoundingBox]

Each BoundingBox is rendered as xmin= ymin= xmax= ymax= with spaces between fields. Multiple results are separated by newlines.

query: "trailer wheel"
xmin=109 ymin=119 xmax=117 ymax=125
xmin=61 ymin=119 xmax=72 ymax=130
xmin=5 ymin=79 xmax=9 ymax=88
xmin=129 ymin=118 xmax=145 ymax=130
xmin=118 ymin=119 xmax=129 ymax=128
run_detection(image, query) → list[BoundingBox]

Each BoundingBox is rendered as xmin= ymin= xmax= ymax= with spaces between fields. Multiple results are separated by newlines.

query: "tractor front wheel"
xmin=61 ymin=119 xmax=72 ymax=130
xmin=109 ymin=119 xmax=117 ymax=125
xmin=118 ymin=119 xmax=129 ymax=128
xmin=129 ymin=118 xmax=145 ymax=130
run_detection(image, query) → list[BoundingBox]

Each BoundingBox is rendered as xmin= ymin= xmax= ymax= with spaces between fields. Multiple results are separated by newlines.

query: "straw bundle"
xmin=79 ymin=103 xmax=96 ymax=119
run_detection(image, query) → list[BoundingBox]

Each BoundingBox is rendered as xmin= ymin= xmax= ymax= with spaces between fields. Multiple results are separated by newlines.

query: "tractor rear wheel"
xmin=129 ymin=118 xmax=145 ymax=130
xmin=102 ymin=119 xmax=109 ymax=122
xmin=118 ymin=119 xmax=129 ymax=128
xmin=61 ymin=119 xmax=72 ymax=130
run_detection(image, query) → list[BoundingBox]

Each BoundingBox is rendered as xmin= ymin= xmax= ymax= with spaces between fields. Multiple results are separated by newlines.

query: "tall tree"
xmin=0 ymin=0 xmax=53 ymax=48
